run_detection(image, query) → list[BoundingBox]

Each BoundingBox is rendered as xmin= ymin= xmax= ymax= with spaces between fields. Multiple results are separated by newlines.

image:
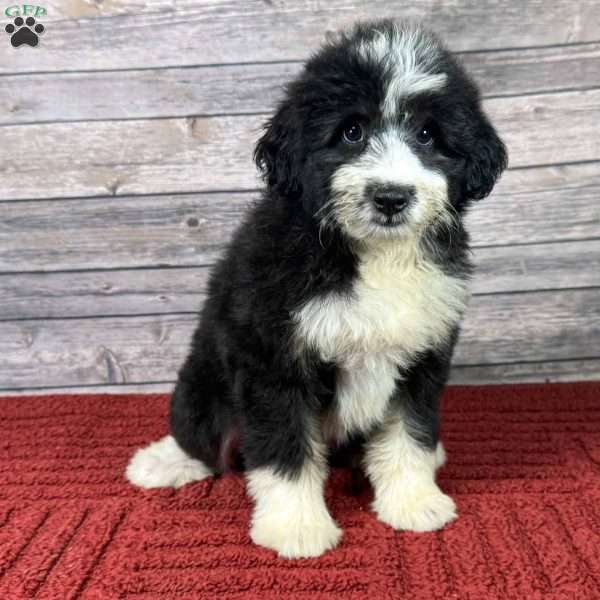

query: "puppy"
xmin=127 ymin=20 xmax=507 ymax=558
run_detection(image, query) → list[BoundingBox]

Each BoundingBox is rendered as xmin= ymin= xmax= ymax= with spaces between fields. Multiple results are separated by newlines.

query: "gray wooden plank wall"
xmin=0 ymin=0 xmax=599 ymax=395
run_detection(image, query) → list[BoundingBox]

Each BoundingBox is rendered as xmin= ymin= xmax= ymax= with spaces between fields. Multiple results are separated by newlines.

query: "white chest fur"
xmin=293 ymin=242 xmax=469 ymax=441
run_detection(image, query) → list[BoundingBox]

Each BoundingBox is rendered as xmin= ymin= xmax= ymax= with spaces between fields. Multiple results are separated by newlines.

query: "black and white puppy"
xmin=127 ymin=20 xmax=507 ymax=558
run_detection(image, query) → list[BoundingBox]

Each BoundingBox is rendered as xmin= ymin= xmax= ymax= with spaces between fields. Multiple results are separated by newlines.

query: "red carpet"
xmin=1 ymin=383 xmax=599 ymax=599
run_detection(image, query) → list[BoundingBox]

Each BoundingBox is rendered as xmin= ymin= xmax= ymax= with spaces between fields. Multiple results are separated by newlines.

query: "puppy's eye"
xmin=416 ymin=126 xmax=434 ymax=146
xmin=342 ymin=122 xmax=364 ymax=145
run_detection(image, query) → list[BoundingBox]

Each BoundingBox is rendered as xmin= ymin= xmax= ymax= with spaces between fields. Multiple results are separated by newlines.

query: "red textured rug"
xmin=1 ymin=383 xmax=599 ymax=599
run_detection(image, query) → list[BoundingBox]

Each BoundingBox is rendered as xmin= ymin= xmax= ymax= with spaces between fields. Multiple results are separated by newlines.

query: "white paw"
xmin=373 ymin=483 xmax=457 ymax=532
xmin=125 ymin=435 xmax=212 ymax=489
xmin=250 ymin=509 xmax=342 ymax=559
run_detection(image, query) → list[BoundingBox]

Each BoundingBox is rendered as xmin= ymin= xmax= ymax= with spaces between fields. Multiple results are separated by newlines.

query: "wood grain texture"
xmin=472 ymin=240 xmax=600 ymax=294
xmin=461 ymin=42 xmax=600 ymax=98
xmin=485 ymin=89 xmax=600 ymax=167
xmin=449 ymin=359 xmax=600 ymax=385
xmin=0 ymin=268 xmax=209 ymax=320
xmin=0 ymin=314 xmax=191 ymax=389
xmin=0 ymin=383 xmax=176 ymax=396
xmin=455 ymin=289 xmax=600 ymax=365
xmin=3 ymin=43 xmax=600 ymax=125
xmin=2 ymin=89 xmax=600 ymax=201
xmin=1 ymin=288 xmax=598 ymax=389
xmin=1 ymin=240 xmax=599 ymax=320
xmin=2 ymin=0 xmax=598 ymax=74
xmin=0 ymin=116 xmax=260 ymax=200
xmin=2 ymin=162 xmax=599 ymax=273
xmin=465 ymin=162 xmax=600 ymax=247
xmin=3 ymin=357 xmax=600 ymax=394
xmin=0 ymin=193 xmax=250 ymax=271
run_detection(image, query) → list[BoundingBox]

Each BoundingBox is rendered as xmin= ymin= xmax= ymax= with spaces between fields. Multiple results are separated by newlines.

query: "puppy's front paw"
xmin=373 ymin=483 xmax=457 ymax=532
xmin=250 ymin=509 xmax=342 ymax=558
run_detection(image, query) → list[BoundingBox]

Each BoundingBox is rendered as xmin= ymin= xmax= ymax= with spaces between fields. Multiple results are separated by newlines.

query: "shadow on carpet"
xmin=1 ymin=382 xmax=599 ymax=599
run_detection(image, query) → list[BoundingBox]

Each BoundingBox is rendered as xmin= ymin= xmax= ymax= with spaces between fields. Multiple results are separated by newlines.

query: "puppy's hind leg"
xmin=126 ymin=434 xmax=213 ymax=489
xmin=126 ymin=353 xmax=222 ymax=489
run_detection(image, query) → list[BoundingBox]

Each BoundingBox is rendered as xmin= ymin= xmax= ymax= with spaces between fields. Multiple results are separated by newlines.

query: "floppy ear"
xmin=463 ymin=115 xmax=508 ymax=201
xmin=253 ymin=102 xmax=303 ymax=199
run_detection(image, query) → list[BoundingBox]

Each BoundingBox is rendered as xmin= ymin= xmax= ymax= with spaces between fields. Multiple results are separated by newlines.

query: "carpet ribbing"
xmin=1 ymin=382 xmax=599 ymax=599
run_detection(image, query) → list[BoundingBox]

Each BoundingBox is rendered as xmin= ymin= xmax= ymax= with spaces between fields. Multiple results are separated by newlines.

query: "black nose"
xmin=372 ymin=186 xmax=415 ymax=217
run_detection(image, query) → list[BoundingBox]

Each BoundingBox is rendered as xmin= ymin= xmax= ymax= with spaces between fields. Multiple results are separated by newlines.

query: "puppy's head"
xmin=254 ymin=20 xmax=507 ymax=242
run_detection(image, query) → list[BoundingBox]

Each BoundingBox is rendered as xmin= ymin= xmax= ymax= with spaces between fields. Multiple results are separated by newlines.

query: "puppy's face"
xmin=255 ymin=21 xmax=507 ymax=242
xmin=326 ymin=104 xmax=453 ymax=241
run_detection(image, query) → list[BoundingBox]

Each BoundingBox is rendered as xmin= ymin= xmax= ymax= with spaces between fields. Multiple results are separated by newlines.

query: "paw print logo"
xmin=5 ymin=16 xmax=45 ymax=47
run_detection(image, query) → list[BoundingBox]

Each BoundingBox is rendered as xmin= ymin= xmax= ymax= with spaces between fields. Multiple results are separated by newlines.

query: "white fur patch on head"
xmin=357 ymin=22 xmax=447 ymax=118
xmin=330 ymin=128 xmax=450 ymax=241
xmin=247 ymin=449 xmax=342 ymax=558
xmin=365 ymin=415 xmax=456 ymax=532
xmin=125 ymin=435 xmax=212 ymax=489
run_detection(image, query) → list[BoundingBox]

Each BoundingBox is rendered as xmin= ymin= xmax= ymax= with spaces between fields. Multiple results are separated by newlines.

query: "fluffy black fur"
xmin=170 ymin=20 xmax=507 ymax=478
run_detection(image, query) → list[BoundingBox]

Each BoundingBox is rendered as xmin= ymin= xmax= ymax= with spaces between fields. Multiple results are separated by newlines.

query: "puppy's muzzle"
xmin=372 ymin=185 xmax=415 ymax=217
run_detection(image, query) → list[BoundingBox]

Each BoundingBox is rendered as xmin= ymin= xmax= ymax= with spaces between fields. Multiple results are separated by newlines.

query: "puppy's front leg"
xmin=365 ymin=414 xmax=456 ymax=532
xmin=247 ymin=457 xmax=342 ymax=558
xmin=365 ymin=351 xmax=457 ymax=532
xmin=242 ymin=377 xmax=341 ymax=558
